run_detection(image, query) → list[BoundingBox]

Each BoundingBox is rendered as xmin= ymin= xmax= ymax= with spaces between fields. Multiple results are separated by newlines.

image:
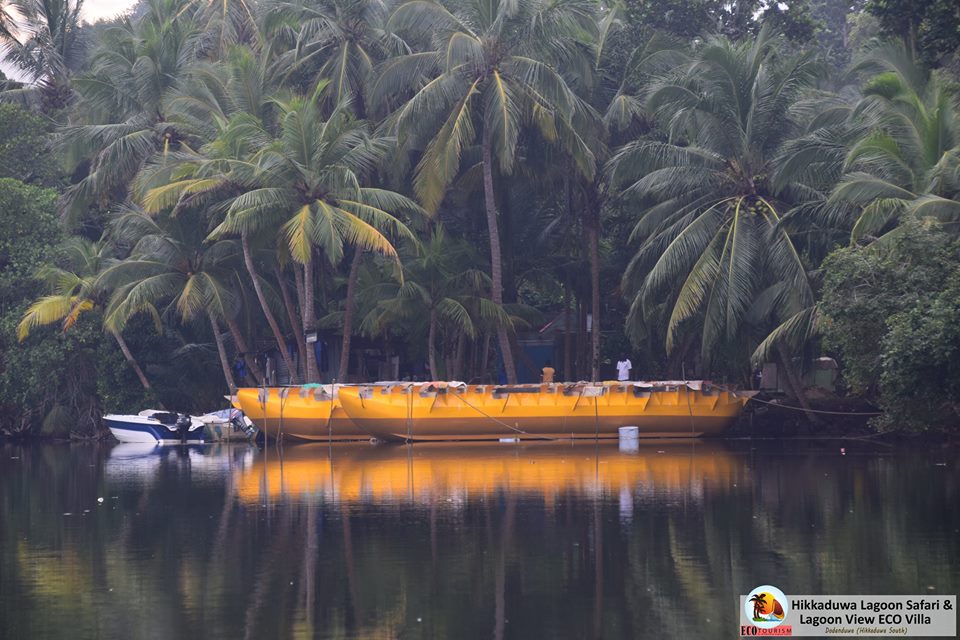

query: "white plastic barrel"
xmin=619 ymin=426 xmax=639 ymax=452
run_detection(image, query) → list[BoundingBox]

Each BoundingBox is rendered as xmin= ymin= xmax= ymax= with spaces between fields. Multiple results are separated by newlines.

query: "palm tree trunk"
xmin=775 ymin=342 xmax=821 ymax=425
xmin=592 ymin=500 xmax=603 ymax=640
xmin=338 ymin=249 xmax=363 ymax=382
xmin=341 ymin=507 xmax=362 ymax=623
xmin=294 ymin=263 xmax=305 ymax=310
xmin=481 ymin=125 xmax=518 ymax=384
xmin=274 ymin=264 xmax=306 ymax=378
xmin=428 ymin=308 xmax=438 ymax=380
xmin=303 ymin=256 xmax=319 ymax=383
xmin=445 ymin=350 xmax=455 ymax=382
xmin=668 ymin=333 xmax=695 ymax=378
xmin=454 ymin=331 xmax=466 ymax=380
xmin=242 ymin=232 xmax=297 ymax=381
xmin=293 ymin=265 xmax=307 ymax=381
xmin=110 ymin=329 xmax=153 ymax=392
xmin=225 ymin=315 xmax=263 ymax=385
xmin=587 ymin=207 xmax=601 ymax=382
xmin=563 ymin=289 xmax=572 ymax=383
xmin=480 ymin=332 xmax=492 ymax=382
xmin=208 ymin=310 xmax=237 ymax=393
xmin=575 ymin=299 xmax=585 ymax=380
xmin=494 ymin=494 xmax=516 ymax=640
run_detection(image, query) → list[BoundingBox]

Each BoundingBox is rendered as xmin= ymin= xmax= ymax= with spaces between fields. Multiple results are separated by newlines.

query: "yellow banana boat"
xmin=234 ymin=385 xmax=367 ymax=441
xmin=336 ymin=381 xmax=753 ymax=441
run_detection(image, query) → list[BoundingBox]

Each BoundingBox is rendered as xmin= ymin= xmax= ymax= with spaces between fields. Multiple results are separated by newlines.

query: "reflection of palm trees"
xmin=750 ymin=593 xmax=767 ymax=620
xmin=494 ymin=493 xmax=516 ymax=640
xmin=593 ymin=500 xmax=603 ymax=640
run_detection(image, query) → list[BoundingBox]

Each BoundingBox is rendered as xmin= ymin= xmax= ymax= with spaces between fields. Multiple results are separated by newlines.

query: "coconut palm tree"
xmin=606 ymin=25 xmax=816 ymax=375
xmin=17 ymin=236 xmax=155 ymax=393
xmin=0 ymin=2 xmax=14 ymax=41
xmin=823 ymin=43 xmax=960 ymax=242
xmin=754 ymin=45 xmax=960 ymax=374
xmin=372 ymin=0 xmax=597 ymax=383
xmin=135 ymin=46 xmax=304 ymax=381
xmin=177 ymin=0 xmax=260 ymax=53
xmin=99 ymin=207 xmax=245 ymax=393
xmin=566 ymin=29 xmax=687 ymax=381
xmin=0 ymin=0 xmax=86 ymax=111
xmin=59 ymin=0 xmax=200 ymax=225
xmin=185 ymin=0 xmax=410 ymax=377
xmin=268 ymin=0 xmax=408 ymax=116
xmin=359 ymin=226 xmax=505 ymax=379
xmin=153 ymin=93 xmax=423 ymax=383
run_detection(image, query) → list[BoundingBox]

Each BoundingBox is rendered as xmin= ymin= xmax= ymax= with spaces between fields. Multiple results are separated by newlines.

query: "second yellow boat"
xmin=336 ymin=381 xmax=751 ymax=441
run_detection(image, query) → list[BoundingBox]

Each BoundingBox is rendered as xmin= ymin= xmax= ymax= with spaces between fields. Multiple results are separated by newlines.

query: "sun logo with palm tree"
xmin=744 ymin=585 xmax=789 ymax=629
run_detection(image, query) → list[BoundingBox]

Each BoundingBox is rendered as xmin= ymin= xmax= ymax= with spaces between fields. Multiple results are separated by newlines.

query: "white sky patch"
xmin=81 ymin=0 xmax=138 ymax=23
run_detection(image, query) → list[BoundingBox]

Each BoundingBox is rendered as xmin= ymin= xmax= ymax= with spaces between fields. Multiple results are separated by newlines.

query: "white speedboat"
xmin=103 ymin=410 xmax=206 ymax=444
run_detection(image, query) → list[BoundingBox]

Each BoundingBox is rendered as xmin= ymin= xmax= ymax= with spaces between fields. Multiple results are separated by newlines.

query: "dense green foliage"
xmin=821 ymin=223 xmax=960 ymax=431
xmin=609 ymin=27 xmax=815 ymax=372
xmin=865 ymin=0 xmax=960 ymax=68
xmin=622 ymin=0 xmax=817 ymax=42
xmin=1 ymin=0 xmax=959 ymax=435
xmin=0 ymin=104 xmax=57 ymax=183
xmin=0 ymin=179 xmax=80 ymax=435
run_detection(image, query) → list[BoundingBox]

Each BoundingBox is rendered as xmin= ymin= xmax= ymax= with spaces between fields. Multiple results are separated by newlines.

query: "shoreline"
xmin=3 ymin=391 xmax=957 ymax=445
xmin=3 ymin=430 xmax=958 ymax=447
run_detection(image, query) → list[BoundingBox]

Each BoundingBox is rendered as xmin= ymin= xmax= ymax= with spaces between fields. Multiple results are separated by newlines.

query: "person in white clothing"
xmin=616 ymin=357 xmax=632 ymax=381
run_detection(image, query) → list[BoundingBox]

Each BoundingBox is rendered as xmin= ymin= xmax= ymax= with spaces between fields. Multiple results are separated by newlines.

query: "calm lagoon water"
xmin=0 ymin=440 xmax=957 ymax=639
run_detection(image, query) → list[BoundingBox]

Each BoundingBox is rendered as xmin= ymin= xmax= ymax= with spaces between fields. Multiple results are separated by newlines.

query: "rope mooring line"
xmin=448 ymin=389 xmax=564 ymax=441
xmin=715 ymin=383 xmax=883 ymax=417
xmin=749 ymin=395 xmax=881 ymax=416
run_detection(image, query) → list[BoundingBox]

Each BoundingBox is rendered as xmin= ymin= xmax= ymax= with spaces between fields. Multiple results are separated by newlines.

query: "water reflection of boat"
xmin=234 ymin=441 xmax=744 ymax=505
xmin=106 ymin=442 xmax=255 ymax=482
xmin=234 ymin=386 xmax=366 ymax=441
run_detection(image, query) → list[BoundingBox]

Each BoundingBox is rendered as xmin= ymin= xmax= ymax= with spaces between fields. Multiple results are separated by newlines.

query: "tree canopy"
xmin=2 ymin=0 xmax=960 ymax=435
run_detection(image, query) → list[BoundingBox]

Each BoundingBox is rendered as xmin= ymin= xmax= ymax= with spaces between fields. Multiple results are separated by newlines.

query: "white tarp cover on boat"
xmin=196 ymin=408 xmax=243 ymax=424
xmin=631 ymin=380 xmax=705 ymax=391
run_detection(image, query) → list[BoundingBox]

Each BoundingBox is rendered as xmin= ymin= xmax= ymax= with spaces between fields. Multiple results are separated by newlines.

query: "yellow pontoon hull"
xmin=234 ymin=387 xmax=366 ymax=441
xmin=337 ymin=382 xmax=751 ymax=441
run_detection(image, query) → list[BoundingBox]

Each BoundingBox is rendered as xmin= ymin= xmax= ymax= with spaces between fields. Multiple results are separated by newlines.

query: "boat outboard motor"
xmin=175 ymin=413 xmax=192 ymax=443
xmin=230 ymin=413 xmax=258 ymax=439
